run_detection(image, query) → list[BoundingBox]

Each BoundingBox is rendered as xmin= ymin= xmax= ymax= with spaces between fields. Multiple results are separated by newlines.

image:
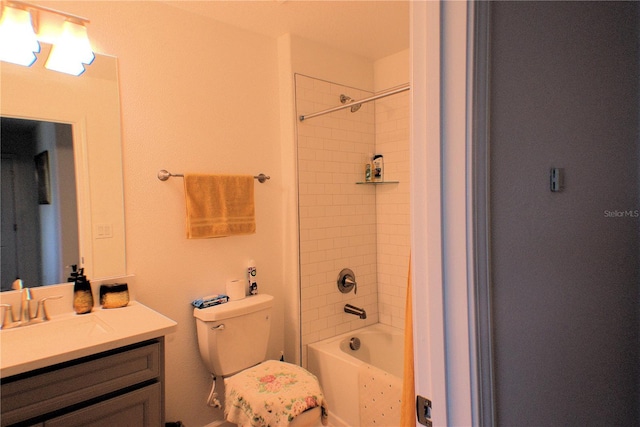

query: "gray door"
xmin=487 ymin=2 xmax=639 ymax=426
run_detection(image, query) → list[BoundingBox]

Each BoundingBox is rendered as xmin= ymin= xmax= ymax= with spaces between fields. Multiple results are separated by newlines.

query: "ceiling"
xmin=164 ymin=1 xmax=410 ymax=61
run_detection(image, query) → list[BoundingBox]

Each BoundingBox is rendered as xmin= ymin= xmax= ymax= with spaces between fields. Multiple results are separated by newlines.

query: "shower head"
xmin=339 ymin=94 xmax=352 ymax=104
xmin=339 ymin=94 xmax=362 ymax=113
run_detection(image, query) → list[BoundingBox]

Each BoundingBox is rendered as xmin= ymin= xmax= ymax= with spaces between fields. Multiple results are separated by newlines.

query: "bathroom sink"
xmin=1 ymin=313 xmax=114 ymax=350
xmin=0 ymin=302 xmax=177 ymax=378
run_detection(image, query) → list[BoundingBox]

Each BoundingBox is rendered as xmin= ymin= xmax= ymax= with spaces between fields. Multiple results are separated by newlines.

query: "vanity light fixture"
xmin=0 ymin=4 xmax=40 ymax=66
xmin=0 ymin=1 xmax=94 ymax=76
xmin=45 ymin=19 xmax=94 ymax=76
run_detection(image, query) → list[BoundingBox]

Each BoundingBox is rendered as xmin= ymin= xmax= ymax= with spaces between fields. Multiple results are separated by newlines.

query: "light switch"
xmin=96 ymin=223 xmax=113 ymax=239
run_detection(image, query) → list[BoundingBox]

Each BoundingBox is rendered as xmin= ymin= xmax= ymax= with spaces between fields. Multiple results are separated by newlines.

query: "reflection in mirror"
xmin=1 ymin=43 xmax=127 ymax=291
xmin=1 ymin=118 xmax=79 ymax=290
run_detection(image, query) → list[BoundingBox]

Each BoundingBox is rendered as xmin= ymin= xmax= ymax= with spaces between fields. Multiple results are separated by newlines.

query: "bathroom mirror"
xmin=0 ymin=43 xmax=126 ymax=290
xmin=2 ymin=118 xmax=79 ymax=289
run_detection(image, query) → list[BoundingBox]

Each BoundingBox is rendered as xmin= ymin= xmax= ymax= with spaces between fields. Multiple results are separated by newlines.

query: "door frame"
xmin=410 ymin=2 xmax=448 ymax=425
xmin=470 ymin=3 xmax=495 ymax=425
xmin=410 ymin=1 xmax=482 ymax=425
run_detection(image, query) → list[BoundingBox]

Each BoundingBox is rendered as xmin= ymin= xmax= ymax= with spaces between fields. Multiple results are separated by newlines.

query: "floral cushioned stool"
xmin=224 ymin=360 xmax=328 ymax=427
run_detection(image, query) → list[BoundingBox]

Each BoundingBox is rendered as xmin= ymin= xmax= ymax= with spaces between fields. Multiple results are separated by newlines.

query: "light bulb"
xmin=45 ymin=20 xmax=94 ymax=75
xmin=0 ymin=5 xmax=40 ymax=66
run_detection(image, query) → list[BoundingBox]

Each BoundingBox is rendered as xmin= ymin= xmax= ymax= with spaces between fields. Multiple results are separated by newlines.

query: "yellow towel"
xmin=184 ymin=174 xmax=256 ymax=239
xmin=400 ymin=256 xmax=416 ymax=426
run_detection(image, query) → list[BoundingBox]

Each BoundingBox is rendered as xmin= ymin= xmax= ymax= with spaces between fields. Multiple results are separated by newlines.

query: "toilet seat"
xmin=224 ymin=360 xmax=327 ymax=427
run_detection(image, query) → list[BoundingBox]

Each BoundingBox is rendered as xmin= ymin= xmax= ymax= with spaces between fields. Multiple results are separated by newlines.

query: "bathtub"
xmin=307 ymin=324 xmax=404 ymax=427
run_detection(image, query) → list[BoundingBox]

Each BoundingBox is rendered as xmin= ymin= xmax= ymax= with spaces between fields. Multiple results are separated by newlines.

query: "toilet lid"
xmin=224 ymin=360 xmax=328 ymax=426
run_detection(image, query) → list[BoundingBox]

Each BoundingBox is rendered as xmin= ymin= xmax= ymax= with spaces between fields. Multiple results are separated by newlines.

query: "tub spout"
xmin=344 ymin=304 xmax=367 ymax=319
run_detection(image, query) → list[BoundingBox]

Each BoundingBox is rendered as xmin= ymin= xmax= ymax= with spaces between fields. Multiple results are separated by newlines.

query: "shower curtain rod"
xmin=298 ymin=83 xmax=410 ymax=122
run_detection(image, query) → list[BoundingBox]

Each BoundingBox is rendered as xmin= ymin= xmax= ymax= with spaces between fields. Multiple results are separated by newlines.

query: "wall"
xmin=45 ymin=2 xmax=284 ymax=426
xmin=373 ymin=93 xmax=411 ymax=329
xmin=489 ymin=2 xmax=640 ymax=425
xmin=290 ymin=36 xmax=376 ymax=92
xmin=374 ymin=50 xmax=410 ymax=329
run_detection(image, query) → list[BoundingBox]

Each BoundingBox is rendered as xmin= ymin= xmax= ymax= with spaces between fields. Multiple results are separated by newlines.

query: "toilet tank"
xmin=193 ymin=294 xmax=273 ymax=377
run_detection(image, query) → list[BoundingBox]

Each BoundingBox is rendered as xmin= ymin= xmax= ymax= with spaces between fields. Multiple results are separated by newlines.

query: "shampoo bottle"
xmin=373 ymin=154 xmax=384 ymax=182
xmin=364 ymin=153 xmax=372 ymax=182
xmin=73 ymin=268 xmax=93 ymax=314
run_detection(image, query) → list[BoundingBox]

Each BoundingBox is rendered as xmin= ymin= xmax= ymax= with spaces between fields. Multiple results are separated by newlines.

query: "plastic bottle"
xmin=247 ymin=260 xmax=258 ymax=295
xmin=373 ymin=154 xmax=384 ymax=182
xmin=365 ymin=153 xmax=372 ymax=182
xmin=73 ymin=268 xmax=93 ymax=314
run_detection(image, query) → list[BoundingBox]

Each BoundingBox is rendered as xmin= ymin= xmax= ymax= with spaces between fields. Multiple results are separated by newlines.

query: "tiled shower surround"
xmin=374 ymin=90 xmax=411 ymax=330
xmin=295 ymin=74 xmax=410 ymax=364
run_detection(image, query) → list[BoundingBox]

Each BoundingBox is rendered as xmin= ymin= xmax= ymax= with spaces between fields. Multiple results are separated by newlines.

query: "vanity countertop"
xmin=0 ymin=301 xmax=176 ymax=378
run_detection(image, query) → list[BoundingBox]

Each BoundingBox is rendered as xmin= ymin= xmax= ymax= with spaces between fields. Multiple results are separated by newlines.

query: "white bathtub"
xmin=307 ymin=324 xmax=404 ymax=427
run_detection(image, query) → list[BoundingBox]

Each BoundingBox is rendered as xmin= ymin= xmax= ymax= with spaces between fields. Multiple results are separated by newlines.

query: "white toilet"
xmin=194 ymin=294 xmax=325 ymax=427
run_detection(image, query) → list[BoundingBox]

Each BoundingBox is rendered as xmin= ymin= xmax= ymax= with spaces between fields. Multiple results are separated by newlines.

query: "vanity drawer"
xmin=1 ymin=340 xmax=161 ymax=426
xmin=44 ymin=382 xmax=162 ymax=427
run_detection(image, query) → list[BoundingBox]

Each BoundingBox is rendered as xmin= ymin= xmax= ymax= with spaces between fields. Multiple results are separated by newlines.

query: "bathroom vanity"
xmin=1 ymin=339 xmax=163 ymax=426
xmin=0 ymin=299 xmax=176 ymax=426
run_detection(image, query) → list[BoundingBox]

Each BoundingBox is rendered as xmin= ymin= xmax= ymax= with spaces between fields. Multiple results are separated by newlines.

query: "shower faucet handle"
xmin=337 ymin=268 xmax=357 ymax=294
xmin=343 ymin=276 xmax=357 ymax=294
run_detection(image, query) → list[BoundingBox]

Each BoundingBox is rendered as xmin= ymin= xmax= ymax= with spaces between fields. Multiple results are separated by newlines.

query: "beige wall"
xmin=46 ymin=2 xmax=284 ymax=425
xmin=374 ymin=50 xmax=410 ymax=329
xmin=373 ymin=96 xmax=410 ymax=328
xmin=290 ymin=35 xmax=375 ymax=92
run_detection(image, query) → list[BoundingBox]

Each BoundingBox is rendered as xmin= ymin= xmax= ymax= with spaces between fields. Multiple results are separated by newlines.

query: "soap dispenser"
xmin=67 ymin=264 xmax=79 ymax=282
xmin=73 ymin=268 xmax=93 ymax=314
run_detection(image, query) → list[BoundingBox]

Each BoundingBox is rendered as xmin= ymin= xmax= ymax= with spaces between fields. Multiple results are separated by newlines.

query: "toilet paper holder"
xmin=337 ymin=268 xmax=357 ymax=294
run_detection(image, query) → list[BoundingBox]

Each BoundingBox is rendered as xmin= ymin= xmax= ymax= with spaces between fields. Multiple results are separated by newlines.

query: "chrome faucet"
xmin=344 ymin=303 xmax=367 ymax=319
xmin=4 ymin=278 xmax=62 ymax=327
xmin=35 ymin=296 xmax=62 ymax=321
xmin=11 ymin=278 xmax=23 ymax=291
xmin=21 ymin=288 xmax=34 ymax=323
xmin=0 ymin=304 xmax=15 ymax=329
xmin=12 ymin=279 xmax=34 ymax=324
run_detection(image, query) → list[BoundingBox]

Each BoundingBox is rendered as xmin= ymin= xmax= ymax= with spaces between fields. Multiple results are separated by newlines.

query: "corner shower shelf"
xmin=355 ymin=180 xmax=399 ymax=185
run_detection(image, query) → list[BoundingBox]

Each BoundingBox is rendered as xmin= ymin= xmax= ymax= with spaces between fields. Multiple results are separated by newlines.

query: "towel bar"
xmin=157 ymin=169 xmax=270 ymax=183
